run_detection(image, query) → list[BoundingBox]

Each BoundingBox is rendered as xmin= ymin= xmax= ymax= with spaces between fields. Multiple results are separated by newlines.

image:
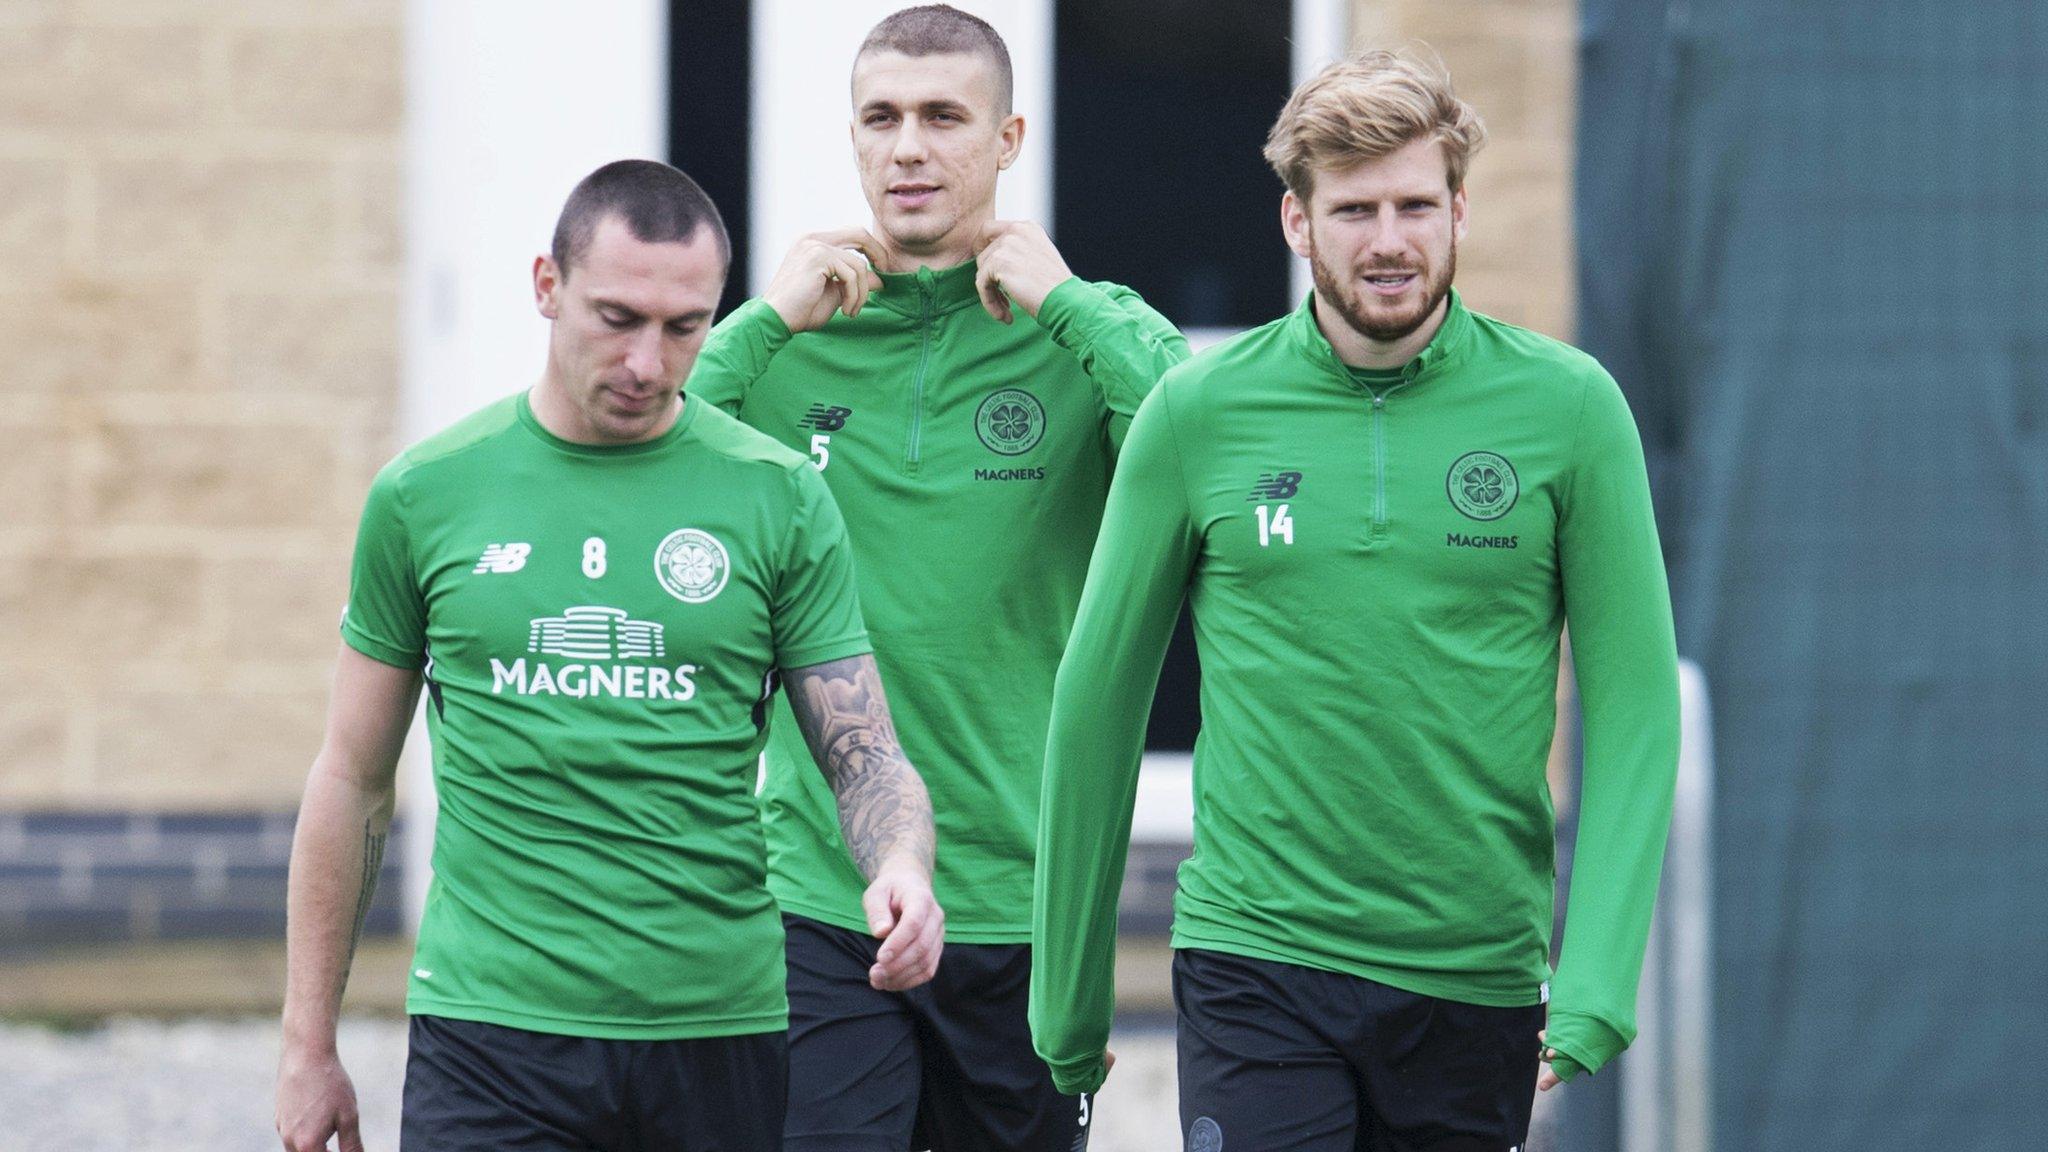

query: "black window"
xmin=1053 ymin=0 xmax=1295 ymax=331
xmin=670 ymin=0 xmax=753 ymax=318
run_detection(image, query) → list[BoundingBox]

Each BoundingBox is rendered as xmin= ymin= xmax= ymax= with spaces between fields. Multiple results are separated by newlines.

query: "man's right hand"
xmin=276 ymin=1043 xmax=364 ymax=1152
xmin=762 ymin=229 xmax=887 ymax=333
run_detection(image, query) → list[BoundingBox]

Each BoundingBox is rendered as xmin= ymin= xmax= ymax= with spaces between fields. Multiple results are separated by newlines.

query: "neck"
xmin=869 ymin=208 xmax=993 ymax=273
xmin=1312 ymin=292 xmax=1449 ymax=371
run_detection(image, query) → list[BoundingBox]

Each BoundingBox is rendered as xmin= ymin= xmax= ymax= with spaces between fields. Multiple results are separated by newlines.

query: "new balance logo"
xmin=1247 ymin=470 xmax=1303 ymax=501
xmin=797 ymin=404 xmax=853 ymax=432
xmin=473 ymin=543 xmax=531 ymax=574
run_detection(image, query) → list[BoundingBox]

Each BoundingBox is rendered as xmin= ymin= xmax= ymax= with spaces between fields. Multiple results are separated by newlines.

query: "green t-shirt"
xmin=342 ymin=392 xmax=871 ymax=1039
xmin=1031 ymin=291 xmax=1681 ymax=1093
xmin=688 ymin=263 xmax=1188 ymax=942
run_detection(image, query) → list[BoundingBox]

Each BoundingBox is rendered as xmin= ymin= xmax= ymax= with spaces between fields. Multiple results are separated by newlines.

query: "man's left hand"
xmin=1537 ymin=1028 xmax=1563 ymax=1092
xmin=862 ymin=857 xmax=944 ymax=991
xmin=974 ymin=221 xmax=1073 ymax=324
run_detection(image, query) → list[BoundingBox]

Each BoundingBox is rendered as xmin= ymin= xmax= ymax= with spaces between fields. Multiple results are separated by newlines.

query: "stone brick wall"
xmin=0 ymin=811 xmax=405 ymax=954
xmin=0 ymin=2 xmax=1579 ymax=947
xmin=0 ymin=2 xmax=402 ymax=813
xmin=1351 ymin=0 xmax=1578 ymax=340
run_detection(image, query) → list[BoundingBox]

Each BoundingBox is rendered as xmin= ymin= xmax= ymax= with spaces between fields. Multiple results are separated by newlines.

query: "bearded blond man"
xmin=1032 ymin=49 xmax=1679 ymax=1152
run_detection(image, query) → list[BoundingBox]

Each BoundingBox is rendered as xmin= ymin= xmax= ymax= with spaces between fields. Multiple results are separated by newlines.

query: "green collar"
xmin=516 ymin=389 xmax=698 ymax=457
xmin=872 ymin=258 xmax=984 ymax=318
xmin=1289 ymin=287 xmax=1474 ymax=389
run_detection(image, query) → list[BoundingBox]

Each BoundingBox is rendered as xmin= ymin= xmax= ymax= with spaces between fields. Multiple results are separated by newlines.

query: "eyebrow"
xmin=860 ymin=97 xmax=974 ymax=118
xmin=1327 ymin=192 xmax=1446 ymax=209
xmin=593 ymin=299 xmax=715 ymax=325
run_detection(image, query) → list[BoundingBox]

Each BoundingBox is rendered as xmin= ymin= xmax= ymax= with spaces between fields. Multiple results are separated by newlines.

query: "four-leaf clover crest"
xmin=990 ymin=402 xmax=1032 ymax=442
xmin=675 ymin=543 xmax=719 ymax=586
xmin=1449 ymin=452 xmax=1517 ymax=520
xmin=1463 ymin=465 xmax=1504 ymax=505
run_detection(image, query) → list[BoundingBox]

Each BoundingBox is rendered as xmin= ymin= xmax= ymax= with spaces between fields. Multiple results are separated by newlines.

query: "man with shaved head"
xmin=276 ymin=161 xmax=937 ymax=1152
xmin=687 ymin=6 xmax=1188 ymax=1149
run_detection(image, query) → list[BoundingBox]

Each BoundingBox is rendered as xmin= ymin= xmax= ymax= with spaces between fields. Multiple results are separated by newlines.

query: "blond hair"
xmin=1263 ymin=48 xmax=1487 ymax=200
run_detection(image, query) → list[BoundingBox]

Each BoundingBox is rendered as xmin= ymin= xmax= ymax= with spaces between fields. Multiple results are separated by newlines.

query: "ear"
xmin=534 ymin=254 xmax=562 ymax=320
xmin=1281 ymin=189 xmax=1313 ymax=260
xmin=1450 ymin=186 xmax=1469 ymax=244
xmin=995 ymin=112 xmax=1025 ymax=171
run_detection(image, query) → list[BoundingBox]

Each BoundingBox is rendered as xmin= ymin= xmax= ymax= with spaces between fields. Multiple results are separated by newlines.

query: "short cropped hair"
xmin=1263 ymin=48 xmax=1487 ymax=201
xmin=855 ymin=4 xmax=1014 ymax=116
xmin=550 ymin=159 xmax=731 ymax=277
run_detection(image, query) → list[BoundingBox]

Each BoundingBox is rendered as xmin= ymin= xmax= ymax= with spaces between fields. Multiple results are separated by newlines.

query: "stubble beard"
xmin=1309 ymin=232 xmax=1458 ymax=345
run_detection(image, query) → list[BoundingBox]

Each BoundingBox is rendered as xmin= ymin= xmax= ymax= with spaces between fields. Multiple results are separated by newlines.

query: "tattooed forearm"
xmin=338 ymin=819 xmax=387 ymax=1004
xmin=785 ymin=654 xmax=935 ymax=879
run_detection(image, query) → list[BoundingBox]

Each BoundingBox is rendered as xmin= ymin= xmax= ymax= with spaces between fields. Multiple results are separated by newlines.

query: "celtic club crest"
xmin=653 ymin=529 xmax=730 ymax=603
xmin=974 ymin=388 xmax=1046 ymax=456
xmin=1188 ymin=1117 xmax=1224 ymax=1152
xmin=1446 ymin=451 xmax=1519 ymax=521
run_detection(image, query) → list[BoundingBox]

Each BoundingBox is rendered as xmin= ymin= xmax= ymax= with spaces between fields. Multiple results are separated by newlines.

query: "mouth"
xmin=887 ymin=183 xmax=939 ymax=209
xmin=1362 ymin=271 xmax=1420 ymax=296
xmin=603 ymin=386 xmax=664 ymax=414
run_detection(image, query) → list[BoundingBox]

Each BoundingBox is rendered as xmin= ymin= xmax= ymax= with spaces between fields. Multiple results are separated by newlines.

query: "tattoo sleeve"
xmin=784 ymin=653 xmax=935 ymax=880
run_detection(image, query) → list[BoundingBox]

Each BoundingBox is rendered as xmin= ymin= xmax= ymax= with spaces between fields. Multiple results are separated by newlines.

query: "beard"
xmin=1308 ymin=232 xmax=1457 ymax=345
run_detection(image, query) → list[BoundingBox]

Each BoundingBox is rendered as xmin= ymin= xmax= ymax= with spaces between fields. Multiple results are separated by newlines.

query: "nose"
xmin=892 ymin=116 xmax=928 ymax=165
xmin=623 ymin=325 xmax=665 ymax=383
xmin=1365 ymin=208 xmax=1409 ymax=259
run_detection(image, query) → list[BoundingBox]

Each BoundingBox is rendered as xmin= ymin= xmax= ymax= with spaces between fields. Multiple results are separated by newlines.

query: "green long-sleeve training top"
xmin=1030 ymin=291 xmax=1680 ymax=1095
xmin=687 ymin=262 xmax=1189 ymax=942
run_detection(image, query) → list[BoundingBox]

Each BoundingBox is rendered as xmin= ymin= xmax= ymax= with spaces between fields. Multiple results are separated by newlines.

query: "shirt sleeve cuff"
xmin=1046 ymin=1052 xmax=1109 ymax=1097
xmin=1032 ymin=276 xmax=1098 ymax=342
xmin=776 ymin=633 xmax=873 ymax=672
xmin=732 ymin=296 xmax=794 ymax=352
xmin=1544 ymin=1009 xmax=1630 ymax=1080
xmin=341 ymin=623 xmax=422 ymax=670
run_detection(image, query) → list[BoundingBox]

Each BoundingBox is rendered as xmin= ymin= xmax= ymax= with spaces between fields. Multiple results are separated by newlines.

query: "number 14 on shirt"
xmin=1256 ymin=503 xmax=1294 ymax=547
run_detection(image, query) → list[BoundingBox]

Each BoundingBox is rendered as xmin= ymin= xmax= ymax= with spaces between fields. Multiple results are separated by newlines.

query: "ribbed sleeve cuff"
xmin=730 ymin=296 xmax=793 ymax=352
xmin=1544 ymin=1009 xmax=1630 ymax=1081
xmin=1045 ymin=1051 xmax=1109 ymax=1097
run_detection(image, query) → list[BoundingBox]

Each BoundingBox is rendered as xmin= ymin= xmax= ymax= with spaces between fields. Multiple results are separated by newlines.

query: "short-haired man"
xmin=686 ymin=6 xmax=1188 ymax=1148
xmin=274 ymin=160 xmax=939 ymax=1152
xmin=1031 ymin=51 xmax=1681 ymax=1151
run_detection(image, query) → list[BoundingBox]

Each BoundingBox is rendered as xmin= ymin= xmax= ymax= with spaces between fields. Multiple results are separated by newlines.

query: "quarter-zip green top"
xmin=687 ymin=261 xmax=1189 ymax=942
xmin=1350 ymin=366 xmax=1407 ymax=538
xmin=1031 ymin=290 xmax=1680 ymax=1094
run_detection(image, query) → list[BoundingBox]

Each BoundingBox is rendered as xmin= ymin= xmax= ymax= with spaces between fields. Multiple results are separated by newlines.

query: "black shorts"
xmin=781 ymin=913 xmax=1090 ymax=1152
xmin=1174 ymin=948 xmax=1544 ymax=1152
xmin=400 ymin=1014 xmax=786 ymax=1152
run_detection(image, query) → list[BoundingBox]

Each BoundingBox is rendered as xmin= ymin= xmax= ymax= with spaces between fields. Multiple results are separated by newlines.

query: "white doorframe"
xmin=400 ymin=0 xmax=669 ymax=928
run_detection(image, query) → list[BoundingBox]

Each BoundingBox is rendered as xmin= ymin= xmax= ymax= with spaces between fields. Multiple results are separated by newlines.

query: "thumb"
xmin=975 ymin=261 xmax=1012 ymax=324
xmin=863 ymin=879 xmax=899 ymax=939
xmin=338 ymin=1113 xmax=365 ymax=1152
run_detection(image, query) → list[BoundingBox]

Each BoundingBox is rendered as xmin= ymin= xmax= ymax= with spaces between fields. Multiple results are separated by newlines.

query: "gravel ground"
xmin=0 ymin=1018 xmax=1180 ymax=1152
xmin=0 ymin=1018 xmax=1554 ymax=1150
